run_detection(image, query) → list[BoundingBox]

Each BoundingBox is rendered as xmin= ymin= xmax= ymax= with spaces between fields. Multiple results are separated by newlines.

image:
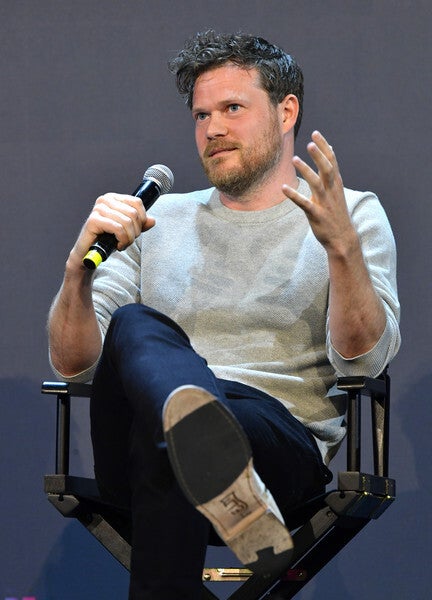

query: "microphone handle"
xmin=82 ymin=179 xmax=160 ymax=270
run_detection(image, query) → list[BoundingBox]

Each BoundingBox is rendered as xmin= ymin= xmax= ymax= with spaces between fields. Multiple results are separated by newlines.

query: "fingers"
xmin=283 ymin=130 xmax=345 ymax=213
xmin=282 ymin=183 xmax=314 ymax=214
xmin=309 ymin=130 xmax=335 ymax=163
xmin=309 ymin=132 xmax=339 ymax=186
xmin=292 ymin=131 xmax=342 ymax=194
xmin=86 ymin=193 xmax=154 ymax=251
xmin=283 ymin=130 xmax=352 ymax=251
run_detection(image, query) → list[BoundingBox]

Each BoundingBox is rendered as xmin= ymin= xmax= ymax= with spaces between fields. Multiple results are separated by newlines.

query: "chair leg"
xmin=266 ymin=520 xmax=367 ymax=599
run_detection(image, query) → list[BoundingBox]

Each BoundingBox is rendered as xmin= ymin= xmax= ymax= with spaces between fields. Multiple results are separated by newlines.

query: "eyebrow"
xmin=192 ymin=95 xmax=247 ymax=114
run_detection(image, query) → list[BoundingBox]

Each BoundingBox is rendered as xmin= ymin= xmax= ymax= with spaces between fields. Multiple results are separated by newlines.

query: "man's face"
xmin=192 ymin=64 xmax=284 ymax=198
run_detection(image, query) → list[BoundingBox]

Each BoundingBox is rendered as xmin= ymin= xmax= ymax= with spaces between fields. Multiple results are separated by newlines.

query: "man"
xmin=48 ymin=31 xmax=400 ymax=599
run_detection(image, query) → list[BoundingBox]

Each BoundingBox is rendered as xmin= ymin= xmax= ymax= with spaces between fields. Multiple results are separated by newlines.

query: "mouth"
xmin=205 ymin=144 xmax=239 ymax=158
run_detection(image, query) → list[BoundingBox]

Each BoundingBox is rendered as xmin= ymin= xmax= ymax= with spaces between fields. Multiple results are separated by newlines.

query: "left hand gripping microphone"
xmin=83 ymin=164 xmax=174 ymax=270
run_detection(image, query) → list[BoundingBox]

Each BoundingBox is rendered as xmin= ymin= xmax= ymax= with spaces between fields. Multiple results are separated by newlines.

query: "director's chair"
xmin=43 ymin=371 xmax=393 ymax=599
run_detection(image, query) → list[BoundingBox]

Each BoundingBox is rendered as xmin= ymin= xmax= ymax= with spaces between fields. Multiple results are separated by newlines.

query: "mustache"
xmin=204 ymin=141 xmax=241 ymax=158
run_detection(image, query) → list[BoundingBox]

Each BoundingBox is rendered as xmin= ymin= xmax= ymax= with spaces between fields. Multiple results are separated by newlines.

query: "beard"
xmin=200 ymin=114 xmax=283 ymax=198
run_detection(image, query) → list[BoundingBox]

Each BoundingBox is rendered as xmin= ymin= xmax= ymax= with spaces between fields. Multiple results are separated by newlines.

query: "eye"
xmin=194 ymin=112 xmax=208 ymax=122
xmin=228 ymin=104 xmax=241 ymax=113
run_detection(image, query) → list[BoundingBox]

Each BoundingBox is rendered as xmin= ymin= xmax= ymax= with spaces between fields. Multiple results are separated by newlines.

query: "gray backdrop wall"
xmin=1 ymin=1 xmax=431 ymax=599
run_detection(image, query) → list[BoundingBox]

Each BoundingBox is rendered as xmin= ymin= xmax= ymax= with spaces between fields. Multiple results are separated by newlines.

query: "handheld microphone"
xmin=83 ymin=164 xmax=174 ymax=269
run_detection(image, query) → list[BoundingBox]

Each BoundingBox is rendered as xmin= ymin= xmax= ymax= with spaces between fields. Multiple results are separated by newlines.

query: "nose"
xmin=205 ymin=113 xmax=228 ymax=139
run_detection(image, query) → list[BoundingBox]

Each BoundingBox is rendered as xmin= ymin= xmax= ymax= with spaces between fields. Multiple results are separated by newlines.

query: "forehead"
xmin=192 ymin=64 xmax=265 ymax=107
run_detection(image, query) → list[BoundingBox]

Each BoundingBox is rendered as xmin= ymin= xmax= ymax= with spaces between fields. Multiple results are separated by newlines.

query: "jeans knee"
xmin=109 ymin=303 xmax=190 ymax=347
xmin=112 ymin=303 xmax=145 ymax=322
xmin=109 ymin=304 xmax=159 ymax=333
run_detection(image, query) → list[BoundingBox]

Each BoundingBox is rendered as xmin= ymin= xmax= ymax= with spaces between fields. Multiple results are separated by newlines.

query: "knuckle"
xmin=95 ymin=195 xmax=106 ymax=206
xmin=123 ymin=214 xmax=134 ymax=228
xmin=315 ymin=180 xmax=326 ymax=195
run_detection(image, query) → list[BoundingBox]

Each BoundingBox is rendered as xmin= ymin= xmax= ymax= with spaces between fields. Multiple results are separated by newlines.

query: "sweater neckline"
xmin=206 ymin=178 xmax=310 ymax=223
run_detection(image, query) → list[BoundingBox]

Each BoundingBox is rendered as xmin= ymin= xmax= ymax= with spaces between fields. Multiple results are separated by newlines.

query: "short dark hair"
xmin=169 ymin=30 xmax=304 ymax=138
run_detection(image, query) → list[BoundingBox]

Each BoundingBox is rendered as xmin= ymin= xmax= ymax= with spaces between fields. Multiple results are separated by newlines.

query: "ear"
xmin=279 ymin=94 xmax=299 ymax=134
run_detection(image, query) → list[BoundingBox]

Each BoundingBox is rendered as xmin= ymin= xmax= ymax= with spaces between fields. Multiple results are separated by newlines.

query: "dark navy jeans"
xmin=90 ymin=304 xmax=332 ymax=599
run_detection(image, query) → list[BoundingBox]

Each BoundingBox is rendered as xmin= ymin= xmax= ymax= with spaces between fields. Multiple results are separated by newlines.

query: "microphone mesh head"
xmin=144 ymin=164 xmax=174 ymax=194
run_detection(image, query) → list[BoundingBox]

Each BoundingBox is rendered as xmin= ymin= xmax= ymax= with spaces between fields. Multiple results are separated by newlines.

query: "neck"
xmin=219 ymin=163 xmax=298 ymax=211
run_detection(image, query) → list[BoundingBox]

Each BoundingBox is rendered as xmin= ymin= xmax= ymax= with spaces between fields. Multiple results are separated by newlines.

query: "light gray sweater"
xmin=52 ymin=179 xmax=400 ymax=462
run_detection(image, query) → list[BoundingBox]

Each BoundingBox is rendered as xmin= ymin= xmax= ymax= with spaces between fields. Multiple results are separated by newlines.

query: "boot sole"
xmin=163 ymin=386 xmax=293 ymax=574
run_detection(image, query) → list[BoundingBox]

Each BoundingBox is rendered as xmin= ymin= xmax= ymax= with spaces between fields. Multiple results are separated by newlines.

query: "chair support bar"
xmin=337 ymin=373 xmax=390 ymax=478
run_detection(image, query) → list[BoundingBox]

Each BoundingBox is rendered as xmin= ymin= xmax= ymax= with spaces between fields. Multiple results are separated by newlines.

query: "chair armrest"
xmin=42 ymin=381 xmax=93 ymax=397
xmin=336 ymin=375 xmax=386 ymax=396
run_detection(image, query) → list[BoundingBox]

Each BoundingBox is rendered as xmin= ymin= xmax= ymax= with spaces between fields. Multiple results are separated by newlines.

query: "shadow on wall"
xmin=0 ymin=377 xmax=57 ymax=596
xmin=296 ymin=370 xmax=432 ymax=600
xmin=335 ymin=370 xmax=432 ymax=599
xmin=0 ymin=376 xmax=128 ymax=599
xmin=29 ymin=522 xmax=129 ymax=600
